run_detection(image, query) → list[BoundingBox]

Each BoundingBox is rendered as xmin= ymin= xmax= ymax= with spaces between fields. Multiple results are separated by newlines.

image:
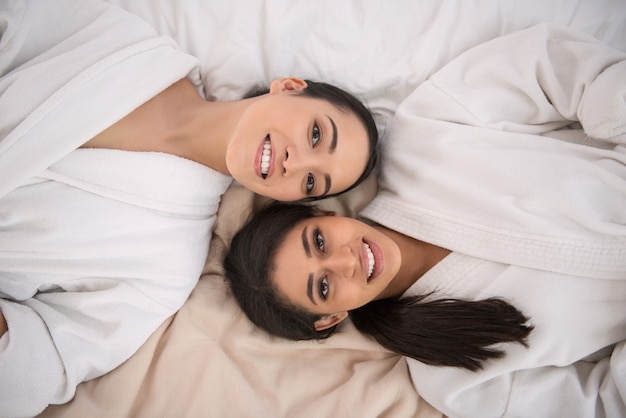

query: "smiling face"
xmin=225 ymin=79 xmax=370 ymax=201
xmin=272 ymin=215 xmax=402 ymax=319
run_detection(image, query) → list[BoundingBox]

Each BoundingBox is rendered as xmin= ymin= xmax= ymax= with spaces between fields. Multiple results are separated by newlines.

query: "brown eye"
xmin=306 ymin=173 xmax=316 ymax=194
xmin=319 ymin=276 xmax=329 ymax=301
xmin=314 ymin=229 xmax=325 ymax=252
xmin=311 ymin=123 xmax=321 ymax=147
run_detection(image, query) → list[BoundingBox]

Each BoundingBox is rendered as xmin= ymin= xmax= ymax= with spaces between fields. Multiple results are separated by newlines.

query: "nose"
xmin=282 ymin=146 xmax=302 ymax=177
xmin=282 ymin=145 xmax=320 ymax=177
xmin=324 ymin=245 xmax=356 ymax=278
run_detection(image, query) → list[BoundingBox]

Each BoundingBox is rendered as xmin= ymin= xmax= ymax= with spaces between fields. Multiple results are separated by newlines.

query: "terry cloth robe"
xmin=361 ymin=24 xmax=626 ymax=417
xmin=0 ymin=0 xmax=232 ymax=416
xmin=403 ymin=253 xmax=626 ymax=418
xmin=361 ymin=23 xmax=626 ymax=281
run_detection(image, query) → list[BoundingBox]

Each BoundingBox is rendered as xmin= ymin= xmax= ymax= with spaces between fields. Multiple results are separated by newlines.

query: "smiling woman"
xmin=272 ymin=212 xmax=403 ymax=317
xmin=224 ymin=201 xmax=531 ymax=363
xmin=223 ymin=78 xmax=374 ymax=200
xmin=84 ymin=77 xmax=378 ymax=202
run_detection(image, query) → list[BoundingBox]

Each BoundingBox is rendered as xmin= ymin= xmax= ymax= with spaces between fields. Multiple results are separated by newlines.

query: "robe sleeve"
xmin=409 ymin=342 xmax=626 ymax=418
xmin=401 ymin=23 xmax=626 ymax=143
xmin=0 ymin=287 xmax=178 ymax=417
xmin=503 ymin=343 xmax=626 ymax=417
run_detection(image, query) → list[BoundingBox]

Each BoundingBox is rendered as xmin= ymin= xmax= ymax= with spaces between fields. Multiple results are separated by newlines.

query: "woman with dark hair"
xmin=224 ymin=201 xmax=626 ymax=417
xmin=224 ymin=202 xmax=533 ymax=370
xmin=82 ymin=76 xmax=379 ymax=202
xmin=0 ymin=1 xmax=378 ymax=415
xmin=225 ymin=24 xmax=626 ymax=418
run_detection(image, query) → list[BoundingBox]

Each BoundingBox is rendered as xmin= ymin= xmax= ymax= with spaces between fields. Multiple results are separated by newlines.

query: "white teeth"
xmin=261 ymin=139 xmax=271 ymax=175
xmin=364 ymin=242 xmax=375 ymax=279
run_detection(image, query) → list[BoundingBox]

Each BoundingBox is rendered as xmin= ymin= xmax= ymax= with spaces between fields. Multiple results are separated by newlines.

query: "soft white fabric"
xmin=406 ymin=253 xmax=626 ymax=418
xmin=361 ymin=24 xmax=626 ymax=417
xmin=0 ymin=1 xmax=231 ymax=416
xmin=361 ymin=24 xmax=626 ymax=280
xmin=0 ymin=0 xmax=203 ymax=199
xmin=107 ymin=0 xmax=626 ymax=132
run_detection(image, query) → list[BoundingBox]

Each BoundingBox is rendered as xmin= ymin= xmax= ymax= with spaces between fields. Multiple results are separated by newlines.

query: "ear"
xmin=269 ymin=77 xmax=308 ymax=94
xmin=314 ymin=312 xmax=349 ymax=331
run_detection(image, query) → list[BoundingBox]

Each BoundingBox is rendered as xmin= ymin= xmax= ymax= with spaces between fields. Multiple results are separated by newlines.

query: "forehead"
xmin=272 ymin=220 xmax=310 ymax=299
xmin=323 ymin=108 xmax=370 ymax=195
xmin=274 ymin=218 xmax=308 ymax=263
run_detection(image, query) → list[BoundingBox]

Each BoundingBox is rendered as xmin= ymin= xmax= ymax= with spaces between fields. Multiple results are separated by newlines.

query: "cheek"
xmin=224 ymin=143 xmax=247 ymax=179
xmin=331 ymin=157 xmax=366 ymax=193
xmin=340 ymin=285 xmax=371 ymax=310
xmin=266 ymin=179 xmax=303 ymax=202
xmin=375 ymin=260 xmax=396 ymax=289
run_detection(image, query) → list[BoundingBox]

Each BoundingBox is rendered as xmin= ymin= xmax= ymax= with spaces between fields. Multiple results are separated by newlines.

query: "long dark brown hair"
xmin=224 ymin=202 xmax=533 ymax=371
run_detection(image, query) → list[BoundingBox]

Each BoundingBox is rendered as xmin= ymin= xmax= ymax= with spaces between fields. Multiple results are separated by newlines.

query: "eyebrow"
xmin=307 ymin=273 xmax=317 ymax=305
xmin=301 ymin=226 xmax=317 ymax=305
xmin=328 ymin=116 xmax=337 ymax=154
xmin=322 ymin=174 xmax=331 ymax=197
xmin=318 ymin=116 xmax=337 ymax=197
xmin=301 ymin=226 xmax=311 ymax=258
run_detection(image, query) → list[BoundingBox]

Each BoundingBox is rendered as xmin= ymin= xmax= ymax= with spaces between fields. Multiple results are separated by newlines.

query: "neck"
xmin=375 ymin=225 xmax=450 ymax=299
xmin=162 ymin=80 xmax=259 ymax=175
xmin=176 ymin=100 xmax=240 ymax=174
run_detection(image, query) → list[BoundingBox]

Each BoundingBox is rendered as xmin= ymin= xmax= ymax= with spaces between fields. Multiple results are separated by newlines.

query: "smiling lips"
xmin=363 ymin=239 xmax=382 ymax=283
xmin=258 ymin=136 xmax=273 ymax=179
xmin=364 ymin=242 xmax=375 ymax=279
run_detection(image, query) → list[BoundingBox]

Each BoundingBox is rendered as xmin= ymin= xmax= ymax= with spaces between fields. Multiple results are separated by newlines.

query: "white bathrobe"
xmin=0 ymin=1 xmax=231 ymax=416
xmin=402 ymin=253 xmax=626 ymax=418
xmin=361 ymin=24 xmax=626 ymax=417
